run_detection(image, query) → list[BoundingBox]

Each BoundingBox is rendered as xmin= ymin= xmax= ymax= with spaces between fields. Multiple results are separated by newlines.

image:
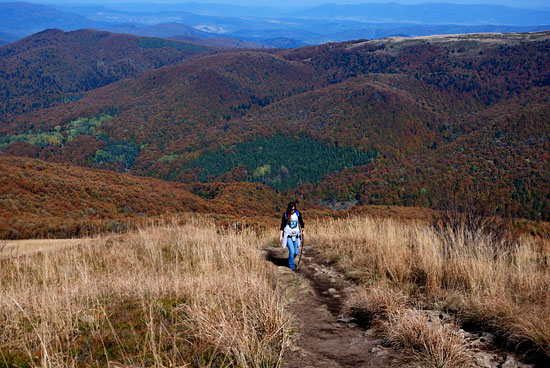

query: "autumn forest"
xmin=0 ymin=30 xmax=549 ymax=238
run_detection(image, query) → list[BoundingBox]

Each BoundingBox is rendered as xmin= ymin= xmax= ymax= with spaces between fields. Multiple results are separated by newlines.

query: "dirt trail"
xmin=265 ymin=244 xmax=537 ymax=368
xmin=265 ymin=245 xmax=410 ymax=368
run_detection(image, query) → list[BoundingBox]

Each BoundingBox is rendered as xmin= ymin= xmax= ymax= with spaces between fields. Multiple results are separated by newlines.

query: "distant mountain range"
xmin=0 ymin=2 xmax=106 ymax=37
xmin=302 ymin=3 xmax=550 ymax=25
xmin=0 ymin=2 xmax=548 ymax=47
xmin=58 ymin=2 xmax=550 ymax=24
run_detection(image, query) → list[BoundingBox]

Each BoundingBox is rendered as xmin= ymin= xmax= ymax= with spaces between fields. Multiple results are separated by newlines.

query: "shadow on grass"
xmin=264 ymin=248 xmax=290 ymax=268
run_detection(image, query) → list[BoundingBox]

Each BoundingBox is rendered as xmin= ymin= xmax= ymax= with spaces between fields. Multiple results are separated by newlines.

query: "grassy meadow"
xmin=0 ymin=216 xmax=291 ymax=367
xmin=309 ymin=215 xmax=550 ymax=367
xmin=1 ymin=212 xmax=549 ymax=367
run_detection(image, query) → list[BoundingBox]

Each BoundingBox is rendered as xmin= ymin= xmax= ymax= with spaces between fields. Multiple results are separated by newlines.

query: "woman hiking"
xmin=279 ymin=202 xmax=305 ymax=271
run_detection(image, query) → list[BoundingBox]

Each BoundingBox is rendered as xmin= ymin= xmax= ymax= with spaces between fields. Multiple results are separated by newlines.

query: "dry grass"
xmin=312 ymin=216 xmax=550 ymax=361
xmin=386 ymin=309 xmax=473 ymax=368
xmin=344 ymin=286 xmax=473 ymax=367
xmin=344 ymin=285 xmax=407 ymax=328
xmin=0 ymin=238 xmax=92 ymax=259
xmin=0 ymin=216 xmax=292 ymax=367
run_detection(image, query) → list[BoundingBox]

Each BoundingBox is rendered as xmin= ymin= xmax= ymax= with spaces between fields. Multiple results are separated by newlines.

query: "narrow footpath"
xmin=264 ymin=244 xmax=537 ymax=368
xmin=265 ymin=245 xmax=410 ymax=368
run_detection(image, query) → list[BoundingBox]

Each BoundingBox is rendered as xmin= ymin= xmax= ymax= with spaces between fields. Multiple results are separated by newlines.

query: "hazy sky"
xmin=27 ymin=0 xmax=550 ymax=9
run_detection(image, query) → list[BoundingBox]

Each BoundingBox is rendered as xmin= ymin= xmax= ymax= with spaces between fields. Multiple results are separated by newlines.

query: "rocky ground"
xmin=264 ymin=244 xmax=536 ymax=368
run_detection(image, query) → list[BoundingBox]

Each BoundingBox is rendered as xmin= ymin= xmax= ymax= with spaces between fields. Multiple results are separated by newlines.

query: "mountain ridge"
xmin=304 ymin=2 xmax=550 ymax=25
xmin=1 ymin=2 xmax=548 ymax=46
xmin=0 ymin=2 xmax=107 ymax=37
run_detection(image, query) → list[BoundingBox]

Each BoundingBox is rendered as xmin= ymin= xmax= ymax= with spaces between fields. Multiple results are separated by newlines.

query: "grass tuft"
xmin=386 ymin=309 xmax=473 ymax=368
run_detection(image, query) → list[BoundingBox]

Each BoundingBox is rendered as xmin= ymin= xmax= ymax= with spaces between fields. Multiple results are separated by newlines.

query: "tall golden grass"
xmin=309 ymin=216 xmax=550 ymax=366
xmin=0 ymin=216 xmax=291 ymax=367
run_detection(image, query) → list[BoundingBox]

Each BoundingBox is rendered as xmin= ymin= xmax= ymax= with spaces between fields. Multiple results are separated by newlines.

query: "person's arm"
xmin=279 ymin=214 xmax=286 ymax=243
xmin=298 ymin=213 xmax=305 ymax=234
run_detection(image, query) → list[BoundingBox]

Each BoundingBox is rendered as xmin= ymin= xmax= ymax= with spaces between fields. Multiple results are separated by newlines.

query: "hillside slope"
xmin=0 ymin=154 xmax=297 ymax=239
xmin=0 ymin=29 xmax=213 ymax=117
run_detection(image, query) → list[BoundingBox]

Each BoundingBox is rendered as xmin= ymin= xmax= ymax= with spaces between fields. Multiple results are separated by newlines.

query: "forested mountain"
xmin=1 ymin=30 xmax=548 ymax=221
xmin=0 ymin=29 xmax=214 ymax=117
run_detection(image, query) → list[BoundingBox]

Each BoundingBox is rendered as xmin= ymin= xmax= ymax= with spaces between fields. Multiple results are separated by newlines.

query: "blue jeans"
xmin=287 ymin=236 xmax=299 ymax=270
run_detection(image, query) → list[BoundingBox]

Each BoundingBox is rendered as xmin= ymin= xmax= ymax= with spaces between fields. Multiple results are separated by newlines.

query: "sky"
xmin=22 ymin=0 xmax=550 ymax=9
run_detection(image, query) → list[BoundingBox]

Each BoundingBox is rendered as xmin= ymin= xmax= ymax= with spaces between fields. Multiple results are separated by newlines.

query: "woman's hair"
xmin=286 ymin=202 xmax=297 ymax=224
